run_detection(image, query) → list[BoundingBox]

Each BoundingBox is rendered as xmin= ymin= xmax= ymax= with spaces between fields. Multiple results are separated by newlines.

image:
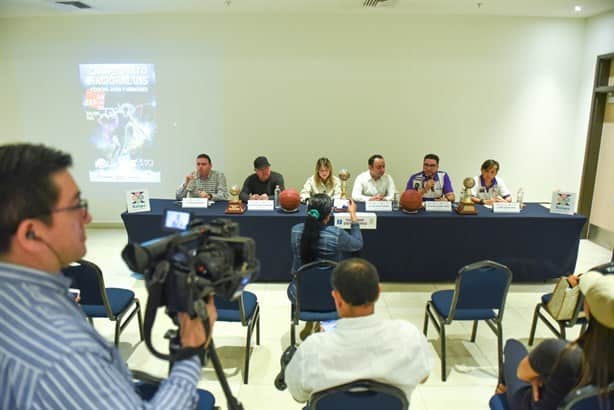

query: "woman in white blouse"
xmin=471 ymin=159 xmax=512 ymax=205
xmin=300 ymin=157 xmax=342 ymax=202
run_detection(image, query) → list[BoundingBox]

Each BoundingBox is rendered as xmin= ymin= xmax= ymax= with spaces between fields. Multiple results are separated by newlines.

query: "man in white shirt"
xmin=351 ymin=154 xmax=397 ymax=201
xmin=285 ymin=258 xmax=431 ymax=404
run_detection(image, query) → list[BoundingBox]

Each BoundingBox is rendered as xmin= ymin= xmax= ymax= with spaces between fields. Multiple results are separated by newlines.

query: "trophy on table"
xmin=225 ymin=185 xmax=246 ymax=214
xmin=338 ymin=169 xmax=350 ymax=200
xmin=455 ymin=177 xmax=478 ymax=215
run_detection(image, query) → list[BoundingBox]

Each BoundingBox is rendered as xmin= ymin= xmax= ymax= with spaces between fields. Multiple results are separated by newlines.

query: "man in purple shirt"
xmin=406 ymin=153 xmax=455 ymax=202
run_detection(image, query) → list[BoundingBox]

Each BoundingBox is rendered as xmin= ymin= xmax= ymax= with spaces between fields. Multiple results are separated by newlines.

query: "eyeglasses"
xmin=52 ymin=199 xmax=89 ymax=215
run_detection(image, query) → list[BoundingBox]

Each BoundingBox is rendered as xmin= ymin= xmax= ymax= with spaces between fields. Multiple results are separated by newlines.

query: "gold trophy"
xmin=455 ymin=177 xmax=478 ymax=215
xmin=225 ymin=185 xmax=246 ymax=214
xmin=338 ymin=169 xmax=351 ymax=200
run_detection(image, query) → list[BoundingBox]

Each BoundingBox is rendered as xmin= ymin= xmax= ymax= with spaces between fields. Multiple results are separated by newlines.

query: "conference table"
xmin=121 ymin=199 xmax=586 ymax=283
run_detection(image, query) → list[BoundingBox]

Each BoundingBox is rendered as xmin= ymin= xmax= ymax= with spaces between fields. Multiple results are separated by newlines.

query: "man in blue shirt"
xmin=0 ymin=143 xmax=215 ymax=409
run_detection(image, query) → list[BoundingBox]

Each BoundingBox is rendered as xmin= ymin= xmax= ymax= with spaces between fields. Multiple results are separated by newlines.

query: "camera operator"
xmin=284 ymin=258 xmax=432 ymax=404
xmin=0 ymin=143 xmax=215 ymax=409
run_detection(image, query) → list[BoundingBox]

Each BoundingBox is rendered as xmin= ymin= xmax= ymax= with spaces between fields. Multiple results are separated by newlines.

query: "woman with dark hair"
xmin=289 ymin=193 xmax=363 ymax=338
xmin=471 ymin=159 xmax=512 ymax=205
xmin=494 ymin=265 xmax=614 ymax=409
xmin=300 ymin=157 xmax=342 ymax=203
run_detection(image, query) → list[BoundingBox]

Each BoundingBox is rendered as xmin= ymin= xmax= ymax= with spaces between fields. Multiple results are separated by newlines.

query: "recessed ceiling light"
xmin=574 ymin=5 xmax=583 ymax=12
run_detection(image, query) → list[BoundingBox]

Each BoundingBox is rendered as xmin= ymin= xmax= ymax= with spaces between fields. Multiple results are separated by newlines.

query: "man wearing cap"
xmin=495 ymin=262 xmax=614 ymax=409
xmin=239 ymin=156 xmax=285 ymax=202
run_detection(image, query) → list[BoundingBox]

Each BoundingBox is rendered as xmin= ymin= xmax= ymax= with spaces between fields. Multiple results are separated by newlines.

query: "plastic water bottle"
xmin=274 ymin=185 xmax=281 ymax=208
xmin=392 ymin=192 xmax=400 ymax=210
xmin=517 ymin=188 xmax=524 ymax=208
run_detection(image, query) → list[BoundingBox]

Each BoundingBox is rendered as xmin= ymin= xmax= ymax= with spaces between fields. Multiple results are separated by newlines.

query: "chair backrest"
xmin=559 ymin=382 xmax=614 ymax=410
xmin=449 ymin=260 xmax=512 ymax=320
xmin=61 ymin=259 xmax=114 ymax=317
xmin=309 ymin=379 xmax=408 ymax=410
xmin=214 ymin=292 xmax=248 ymax=325
xmin=294 ymin=260 xmax=338 ymax=313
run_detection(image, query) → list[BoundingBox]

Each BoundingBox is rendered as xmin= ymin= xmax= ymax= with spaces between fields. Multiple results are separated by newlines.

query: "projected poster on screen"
xmin=80 ymin=64 xmax=160 ymax=182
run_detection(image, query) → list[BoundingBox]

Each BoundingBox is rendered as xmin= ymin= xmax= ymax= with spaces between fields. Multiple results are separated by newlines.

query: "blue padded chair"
xmin=62 ymin=259 xmax=143 ymax=346
xmin=290 ymin=260 xmax=339 ymax=346
xmin=309 ymin=379 xmax=408 ymax=410
xmin=527 ymin=291 xmax=587 ymax=346
xmin=488 ymin=393 xmax=510 ymax=410
xmin=423 ymin=260 xmax=513 ymax=381
xmin=214 ymin=290 xmax=260 ymax=384
xmin=559 ymin=382 xmax=614 ymax=410
xmin=132 ymin=370 xmax=216 ymax=409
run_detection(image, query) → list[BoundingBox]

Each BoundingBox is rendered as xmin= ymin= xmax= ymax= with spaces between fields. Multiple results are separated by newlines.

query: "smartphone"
xmin=320 ymin=320 xmax=337 ymax=332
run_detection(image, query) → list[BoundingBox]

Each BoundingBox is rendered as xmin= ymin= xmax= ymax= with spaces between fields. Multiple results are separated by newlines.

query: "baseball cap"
xmin=579 ymin=270 xmax=614 ymax=329
xmin=254 ymin=156 xmax=271 ymax=169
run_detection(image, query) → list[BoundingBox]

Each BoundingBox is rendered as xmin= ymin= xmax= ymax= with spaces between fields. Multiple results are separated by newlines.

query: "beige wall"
xmin=0 ymin=12 xmax=608 ymax=223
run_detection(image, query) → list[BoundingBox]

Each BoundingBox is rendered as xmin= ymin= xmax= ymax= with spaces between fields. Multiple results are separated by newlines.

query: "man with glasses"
xmin=406 ymin=153 xmax=455 ymax=202
xmin=0 ymin=143 xmax=215 ymax=409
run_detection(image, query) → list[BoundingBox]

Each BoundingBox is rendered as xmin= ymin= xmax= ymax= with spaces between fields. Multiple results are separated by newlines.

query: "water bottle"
xmin=274 ymin=185 xmax=281 ymax=208
xmin=517 ymin=188 xmax=524 ymax=208
xmin=392 ymin=192 xmax=400 ymax=210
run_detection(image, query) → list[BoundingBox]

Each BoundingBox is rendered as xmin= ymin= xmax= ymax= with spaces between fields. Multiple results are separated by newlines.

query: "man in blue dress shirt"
xmin=0 ymin=143 xmax=215 ymax=409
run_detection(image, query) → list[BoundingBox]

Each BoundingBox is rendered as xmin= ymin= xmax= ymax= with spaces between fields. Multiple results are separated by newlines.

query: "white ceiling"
xmin=0 ymin=0 xmax=613 ymax=18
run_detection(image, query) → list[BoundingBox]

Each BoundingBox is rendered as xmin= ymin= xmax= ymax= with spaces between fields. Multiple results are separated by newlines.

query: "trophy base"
xmin=455 ymin=202 xmax=478 ymax=215
xmin=225 ymin=201 xmax=246 ymax=214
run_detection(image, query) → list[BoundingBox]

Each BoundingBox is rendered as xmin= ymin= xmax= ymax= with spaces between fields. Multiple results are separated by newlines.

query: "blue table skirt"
xmin=121 ymin=200 xmax=586 ymax=282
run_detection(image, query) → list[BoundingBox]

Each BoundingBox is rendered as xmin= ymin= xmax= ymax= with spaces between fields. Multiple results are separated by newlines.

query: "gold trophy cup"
xmin=338 ymin=169 xmax=351 ymax=200
xmin=455 ymin=177 xmax=478 ymax=215
xmin=225 ymin=185 xmax=246 ymax=214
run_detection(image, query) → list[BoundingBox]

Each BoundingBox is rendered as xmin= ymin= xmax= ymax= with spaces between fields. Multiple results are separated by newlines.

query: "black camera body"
xmin=122 ymin=218 xmax=259 ymax=315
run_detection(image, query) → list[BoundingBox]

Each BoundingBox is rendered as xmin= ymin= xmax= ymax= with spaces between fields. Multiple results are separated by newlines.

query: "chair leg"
xmin=496 ymin=321 xmax=503 ymax=383
xmin=559 ymin=325 xmax=566 ymax=340
xmin=470 ymin=320 xmax=478 ymax=342
xmin=528 ymin=303 xmax=541 ymax=346
xmin=136 ymin=300 xmax=144 ymax=342
xmin=243 ymin=323 xmax=253 ymax=384
xmin=256 ymin=313 xmax=261 ymax=345
xmin=441 ymin=323 xmax=447 ymax=382
xmin=88 ymin=317 xmax=94 ymax=326
xmin=115 ymin=321 xmax=121 ymax=346
xmin=423 ymin=304 xmax=430 ymax=336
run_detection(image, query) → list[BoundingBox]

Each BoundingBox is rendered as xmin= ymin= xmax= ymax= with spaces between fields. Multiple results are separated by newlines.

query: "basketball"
xmin=400 ymin=189 xmax=423 ymax=212
xmin=279 ymin=188 xmax=300 ymax=211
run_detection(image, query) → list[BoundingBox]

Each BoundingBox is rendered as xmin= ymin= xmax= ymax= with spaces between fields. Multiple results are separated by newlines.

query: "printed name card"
xmin=425 ymin=201 xmax=452 ymax=212
xmin=550 ymin=191 xmax=576 ymax=215
xmin=125 ymin=189 xmax=151 ymax=213
xmin=333 ymin=199 xmax=349 ymax=209
xmin=247 ymin=200 xmax=274 ymax=211
xmin=333 ymin=212 xmax=377 ymax=230
xmin=182 ymin=198 xmax=208 ymax=208
xmin=493 ymin=202 xmax=521 ymax=213
xmin=365 ymin=200 xmax=393 ymax=212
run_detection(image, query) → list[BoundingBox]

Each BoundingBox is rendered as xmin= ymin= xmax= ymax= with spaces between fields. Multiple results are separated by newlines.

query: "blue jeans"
xmin=502 ymin=339 xmax=532 ymax=410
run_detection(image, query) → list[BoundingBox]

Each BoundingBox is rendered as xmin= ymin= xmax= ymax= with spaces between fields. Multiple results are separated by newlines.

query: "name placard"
xmin=425 ymin=201 xmax=452 ymax=212
xmin=550 ymin=191 xmax=576 ymax=215
xmin=333 ymin=199 xmax=349 ymax=209
xmin=493 ymin=202 xmax=521 ymax=213
xmin=333 ymin=212 xmax=377 ymax=230
xmin=125 ymin=189 xmax=151 ymax=213
xmin=182 ymin=198 xmax=208 ymax=208
xmin=247 ymin=200 xmax=274 ymax=211
xmin=365 ymin=200 xmax=393 ymax=212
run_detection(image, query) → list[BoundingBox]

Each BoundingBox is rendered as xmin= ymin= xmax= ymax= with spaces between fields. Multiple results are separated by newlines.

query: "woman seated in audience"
xmin=495 ymin=266 xmax=614 ymax=409
xmin=288 ymin=193 xmax=363 ymax=338
xmin=471 ymin=159 xmax=512 ymax=205
xmin=300 ymin=157 xmax=342 ymax=203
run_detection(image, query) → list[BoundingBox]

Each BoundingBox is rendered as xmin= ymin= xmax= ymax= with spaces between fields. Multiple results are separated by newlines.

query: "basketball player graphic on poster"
xmin=80 ymin=64 xmax=160 ymax=182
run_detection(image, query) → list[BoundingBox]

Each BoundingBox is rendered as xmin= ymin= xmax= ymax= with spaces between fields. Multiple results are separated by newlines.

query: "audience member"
xmin=285 ymin=258 xmax=432 ymax=404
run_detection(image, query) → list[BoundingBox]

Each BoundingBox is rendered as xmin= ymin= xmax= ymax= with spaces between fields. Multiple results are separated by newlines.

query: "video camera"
xmin=121 ymin=212 xmax=259 ymax=360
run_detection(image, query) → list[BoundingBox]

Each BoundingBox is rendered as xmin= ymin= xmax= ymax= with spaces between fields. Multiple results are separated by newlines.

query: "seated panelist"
xmin=176 ymin=153 xmax=228 ymax=201
xmin=406 ymin=153 xmax=454 ymax=202
xmin=300 ymin=157 xmax=341 ymax=203
xmin=239 ymin=156 xmax=285 ymax=202
xmin=470 ymin=159 xmax=511 ymax=205
xmin=351 ymin=154 xmax=397 ymax=202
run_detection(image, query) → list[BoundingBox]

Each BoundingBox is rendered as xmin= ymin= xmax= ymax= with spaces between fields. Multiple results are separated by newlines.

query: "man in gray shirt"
xmin=176 ymin=153 xmax=228 ymax=201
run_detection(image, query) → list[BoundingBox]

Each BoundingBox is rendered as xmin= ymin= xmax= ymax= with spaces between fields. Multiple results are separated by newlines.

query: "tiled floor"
xmin=84 ymin=229 xmax=611 ymax=410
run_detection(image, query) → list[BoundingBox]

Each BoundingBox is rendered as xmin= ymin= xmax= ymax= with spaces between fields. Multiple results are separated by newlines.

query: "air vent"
xmin=55 ymin=1 xmax=92 ymax=9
